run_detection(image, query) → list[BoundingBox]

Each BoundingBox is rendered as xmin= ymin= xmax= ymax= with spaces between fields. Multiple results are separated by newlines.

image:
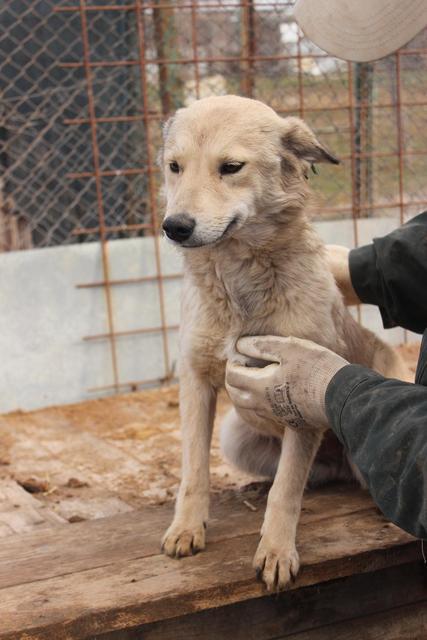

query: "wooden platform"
xmin=0 ymin=484 xmax=424 ymax=639
xmin=0 ymin=343 xmax=425 ymax=639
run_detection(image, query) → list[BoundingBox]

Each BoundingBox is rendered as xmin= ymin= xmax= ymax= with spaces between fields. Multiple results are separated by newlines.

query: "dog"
xmin=159 ymin=95 xmax=410 ymax=590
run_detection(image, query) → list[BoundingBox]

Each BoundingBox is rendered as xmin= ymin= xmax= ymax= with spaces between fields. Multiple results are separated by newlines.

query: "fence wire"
xmin=2 ymin=2 xmax=427 ymax=251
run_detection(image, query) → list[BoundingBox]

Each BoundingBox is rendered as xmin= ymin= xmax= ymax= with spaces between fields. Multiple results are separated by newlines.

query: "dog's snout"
xmin=162 ymin=214 xmax=195 ymax=243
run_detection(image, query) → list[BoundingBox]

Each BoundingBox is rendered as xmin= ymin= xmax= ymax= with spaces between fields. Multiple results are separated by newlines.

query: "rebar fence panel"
xmin=1 ymin=1 xmax=426 ymax=392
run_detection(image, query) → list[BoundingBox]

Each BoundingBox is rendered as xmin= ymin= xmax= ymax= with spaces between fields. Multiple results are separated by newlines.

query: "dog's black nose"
xmin=162 ymin=214 xmax=195 ymax=243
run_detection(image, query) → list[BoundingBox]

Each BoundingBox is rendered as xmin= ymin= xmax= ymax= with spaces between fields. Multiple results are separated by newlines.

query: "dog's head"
xmin=161 ymin=95 xmax=339 ymax=248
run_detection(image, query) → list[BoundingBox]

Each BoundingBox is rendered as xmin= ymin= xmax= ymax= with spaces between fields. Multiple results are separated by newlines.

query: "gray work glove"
xmin=226 ymin=336 xmax=349 ymax=430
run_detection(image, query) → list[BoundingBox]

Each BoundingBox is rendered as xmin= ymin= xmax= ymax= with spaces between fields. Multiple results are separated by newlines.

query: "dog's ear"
xmin=281 ymin=117 xmax=340 ymax=165
xmin=162 ymin=116 xmax=175 ymax=142
xmin=158 ymin=116 xmax=175 ymax=167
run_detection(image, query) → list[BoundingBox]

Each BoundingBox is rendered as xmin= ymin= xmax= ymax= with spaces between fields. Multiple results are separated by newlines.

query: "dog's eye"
xmin=169 ymin=161 xmax=180 ymax=174
xmin=220 ymin=162 xmax=245 ymax=176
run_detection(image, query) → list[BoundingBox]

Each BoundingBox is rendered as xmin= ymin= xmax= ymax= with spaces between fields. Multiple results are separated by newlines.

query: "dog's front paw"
xmin=161 ymin=520 xmax=206 ymax=558
xmin=253 ymin=536 xmax=300 ymax=591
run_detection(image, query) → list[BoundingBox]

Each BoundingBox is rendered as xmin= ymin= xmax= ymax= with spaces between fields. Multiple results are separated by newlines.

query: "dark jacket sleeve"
xmin=325 ymin=361 xmax=427 ymax=540
xmin=349 ymin=211 xmax=427 ymax=334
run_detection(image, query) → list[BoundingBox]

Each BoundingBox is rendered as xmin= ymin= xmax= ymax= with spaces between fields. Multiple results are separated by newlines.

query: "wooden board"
xmin=0 ymin=486 xmax=419 ymax=640
xmin=0 ymin=479 xmax=65 ymax=537
xmin=95 ymin=563 xmax=427 ymax=640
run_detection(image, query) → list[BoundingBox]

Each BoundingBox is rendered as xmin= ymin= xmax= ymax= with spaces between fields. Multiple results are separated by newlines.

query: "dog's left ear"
xmin=281 ymin=117 xmax=340 ymax=165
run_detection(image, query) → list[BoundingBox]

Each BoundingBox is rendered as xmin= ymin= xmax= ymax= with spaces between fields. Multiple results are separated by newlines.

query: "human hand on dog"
xmin=226 ymin=335 xmax=349 ymax=431
xmin=326 ymin=244 xmax=360 ymax=306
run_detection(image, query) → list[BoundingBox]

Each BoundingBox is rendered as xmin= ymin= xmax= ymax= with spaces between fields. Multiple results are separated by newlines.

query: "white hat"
xmin=293 ymin=0 xmax=427 ymax=62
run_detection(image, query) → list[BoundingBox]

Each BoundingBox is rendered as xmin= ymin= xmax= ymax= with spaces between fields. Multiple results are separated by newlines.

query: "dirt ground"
xmin=0 ymin=377 xmax=253 ymax=530
xmin=0 ymin=342 xmax=420 ymax=532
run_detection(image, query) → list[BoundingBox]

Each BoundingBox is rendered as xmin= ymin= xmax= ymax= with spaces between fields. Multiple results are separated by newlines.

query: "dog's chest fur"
xmin=181 ymin=225 xmax=347 ymax=386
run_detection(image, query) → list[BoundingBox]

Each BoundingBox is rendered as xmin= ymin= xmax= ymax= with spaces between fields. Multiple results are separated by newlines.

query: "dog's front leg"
xmin=254 ymin=427 xmax=322 ymax=590
xmin=162 ymin=366 xmax=216 ymax=557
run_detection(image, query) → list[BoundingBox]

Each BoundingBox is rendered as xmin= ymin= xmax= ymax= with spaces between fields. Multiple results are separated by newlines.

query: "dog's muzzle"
xmin=162 ymin=213 xmax=195 ymax=244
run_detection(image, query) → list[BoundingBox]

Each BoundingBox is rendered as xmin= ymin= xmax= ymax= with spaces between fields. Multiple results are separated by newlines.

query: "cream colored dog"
xmin=160 ymin=95 xmax=409 ymax=590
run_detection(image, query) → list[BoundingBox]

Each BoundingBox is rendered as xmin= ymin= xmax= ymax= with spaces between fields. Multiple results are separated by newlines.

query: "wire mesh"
xmin=1 ymin=1 xmax=427 ymax=391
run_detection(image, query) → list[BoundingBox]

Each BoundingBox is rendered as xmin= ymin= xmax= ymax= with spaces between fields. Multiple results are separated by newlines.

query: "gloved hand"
xmin=226 ymin=335 xmax=349 ymax=431
xmin=326 ymin=245 xmax=360 ymax=306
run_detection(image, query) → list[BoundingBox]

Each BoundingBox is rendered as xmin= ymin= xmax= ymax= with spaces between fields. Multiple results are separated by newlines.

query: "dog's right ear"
xmin=281 ymin=117 xmax=340 ymax=165
xmin=158 ymin=116 xmax=175 ymax=167
xmin=162 ymin=116 xmax=175 ymax=142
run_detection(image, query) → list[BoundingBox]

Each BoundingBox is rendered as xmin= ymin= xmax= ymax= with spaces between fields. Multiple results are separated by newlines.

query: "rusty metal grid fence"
xmin=1 ymin=1 xmax=427 ymax=393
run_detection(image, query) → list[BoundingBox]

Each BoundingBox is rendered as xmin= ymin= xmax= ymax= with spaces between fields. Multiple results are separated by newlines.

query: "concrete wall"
xmin=0 ymin=237 xmax=182 ymax=412
xmin=0 ymin=217 xmax=420 ymax=413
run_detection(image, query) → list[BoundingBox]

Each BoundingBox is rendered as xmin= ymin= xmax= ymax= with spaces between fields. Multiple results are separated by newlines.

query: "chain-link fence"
xmin=2 ymin=1 xmax=427 ymax=252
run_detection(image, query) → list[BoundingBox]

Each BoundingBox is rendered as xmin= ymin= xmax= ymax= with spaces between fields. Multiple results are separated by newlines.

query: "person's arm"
xmin=348 ymin=211 xmax=427 ymax=333
xmin=326 ymin=364 xmax=427 ymax=540
xmin=226 ymin=335 xmax=427 ymax=540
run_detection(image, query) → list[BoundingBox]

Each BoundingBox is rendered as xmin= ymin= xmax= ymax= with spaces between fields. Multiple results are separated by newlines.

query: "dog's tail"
xmin=220 ymin=408 xmax=281 ymax=479
xmin=220 ymin=407 xmax=369 ymax=488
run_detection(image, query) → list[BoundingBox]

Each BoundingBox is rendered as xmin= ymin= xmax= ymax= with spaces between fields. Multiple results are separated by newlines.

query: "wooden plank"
xmin=1 ymin=425 xmax=143 ymax=501
xmin=0 ymin=486 xmax=398 ymax=589
xmin=282 ymin=602 xmax=427 ymax=639
xmin=0 ymin=479 xmax=65 ymax=537
xmin=95 ymin=562 xmax=427 ymax=640
xmin=0 ymin=501 xmax=418 ymax=639
xmin=1 ymin=420 xmax=143 ymax=521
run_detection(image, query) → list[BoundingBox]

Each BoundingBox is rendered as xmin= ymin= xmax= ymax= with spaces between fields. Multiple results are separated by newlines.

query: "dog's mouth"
xmin=181 ymin=215 xmax=240 ymax=249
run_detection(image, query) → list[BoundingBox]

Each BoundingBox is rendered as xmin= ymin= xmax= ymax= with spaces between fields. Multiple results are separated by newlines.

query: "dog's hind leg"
xmin=371 ymin=334 xmax=413 ymax=381
xmin=220 ymin=408 xmax=281 ymax=479
xmin=344 ymin=318 xmax=412 ymax=382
